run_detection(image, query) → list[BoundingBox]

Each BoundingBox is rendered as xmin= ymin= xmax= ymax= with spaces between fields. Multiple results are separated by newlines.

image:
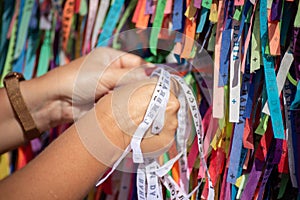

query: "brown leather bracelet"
xmin=3 ymin=72 xmax=40 ymax=140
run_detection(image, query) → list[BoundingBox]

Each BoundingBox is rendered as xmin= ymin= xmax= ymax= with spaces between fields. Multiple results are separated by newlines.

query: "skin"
xmin=0 ymin=48 xmax=179 ymax=199
xmin=0 ymin=47 xmax=152 ymax=153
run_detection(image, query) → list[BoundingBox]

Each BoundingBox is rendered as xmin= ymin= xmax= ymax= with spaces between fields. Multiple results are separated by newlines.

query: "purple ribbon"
xmin=291 ymin=109 xmax=300 ymax=190
xmin=271 ymin=0 xmax=282 ymax=21
xmin=293 ymin=27 xmax=300 ymax=80
xmin=257 ymin=139 xmax=282 ymax=199
xmin=194 ymin=0 xmax=202 ymax=8
xmin=241 ymin=159 xmax=264 ymax=200
xmin=145 ymin=0 xmax=153 ymax=14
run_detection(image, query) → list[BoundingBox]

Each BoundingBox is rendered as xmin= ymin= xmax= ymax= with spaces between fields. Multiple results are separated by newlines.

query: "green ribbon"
xmin=233 ymin=6 xmax=243 ymax=21
xmin=277 ymin=174 xmax=289 ymax=199
xmin=14 ymin=0 xmax=34 ymax=59
xmin=250 ymin=3 xmax=261 ymax=73
xmin=294 ymin=0 xmax=300 ymax=27
xmin=255 ymin=114 xmax=269 ymax=135
xmin=207 ymin=24 xmax=216 ymax=52
xmin=0 ymin=15 xmax=18 ymax=87
xmin=79 ymin=0 xmax=88 ymax=16
xmin=37 ymin=12 xmax=55 ymax=77
xmin=287 ymin=72 xmax=297 ymax=86
xmin=149 ymin=0 xmax=167 ymax=55
xmin=202 ymin=0 xmax=212 ymax=9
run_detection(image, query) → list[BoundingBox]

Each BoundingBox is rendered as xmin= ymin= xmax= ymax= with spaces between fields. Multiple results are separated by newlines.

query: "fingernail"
xmin=144 ymin=67 xmax=156 ymax=76
xmin=145 ymin=62 xmax=156 ymax=68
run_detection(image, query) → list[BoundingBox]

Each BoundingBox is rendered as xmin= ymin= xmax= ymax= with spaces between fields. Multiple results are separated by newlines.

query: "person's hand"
xmin=50 ymin=47 xmax=155 ymax=120
xmin=101 ymin=78 xmax=180 ymax=153
xmin=21 ymin=48 xmax=153 ymax=132
xmin=0 ymin=78 xmax=179 ymax=200
xmin=75 ymin=78 xmax=180 ymax=166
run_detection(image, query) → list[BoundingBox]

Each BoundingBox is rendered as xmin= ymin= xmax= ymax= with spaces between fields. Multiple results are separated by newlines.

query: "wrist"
xmin=19 ymin=74 xmax=71 ymax=132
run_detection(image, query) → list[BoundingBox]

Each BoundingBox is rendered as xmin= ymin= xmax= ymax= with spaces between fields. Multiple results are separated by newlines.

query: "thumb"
xmin=116 ymin=52 xmax=155 ymax=69
xmin=100 ymin=66 xmax=154 ymax=91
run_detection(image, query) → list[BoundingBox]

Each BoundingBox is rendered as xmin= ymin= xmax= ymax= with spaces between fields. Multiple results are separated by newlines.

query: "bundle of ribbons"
xmin=0 ymin=0 xmax=300 ymax=199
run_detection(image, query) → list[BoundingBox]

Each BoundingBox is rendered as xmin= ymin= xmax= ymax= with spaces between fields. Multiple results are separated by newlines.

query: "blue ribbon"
xmin=196 ymin=8 xmax=209 ymax=33
xmin=0 ymin=0 xmax=14 ymax=74
xmin=227 ymin=62 xmax=251 ymax=184
xmin=12 ymin=0 xmax=25 ymax=73
xmin=24 ymin=2 xmax=39 ymax=79
xmin=227 ymin=16 xmax=252 ymax=184
xmin=244 ymin=69 xmax=263 ymax=118
xmin=260 ymin=0 xmax=285 ymax=139
xmin=172 ymin=0 xmax=183 ymax=31
xmin=97 ymin=0 xmax=125 ymax=47
xmin=231 ymin=147 xmax=248 ymax=200
xmin=218 ymin=0 xmax=234 ymax=87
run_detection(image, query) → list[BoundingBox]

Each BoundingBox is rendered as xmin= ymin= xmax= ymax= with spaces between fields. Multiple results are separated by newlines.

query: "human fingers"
xmin=139 ymin=91 xmax=179 ymax=154
xmin=113 ymin=52 xmax=155 ymax=69
xmin=97 ymin=66 xmax=152 ymax=94
xmin=110 ymin=78 xmax=180 ymax=154
xmin=99 ymin=47 xmax=154 ymax=69
xmin=75 ymin=77 xmax=179 ymax=167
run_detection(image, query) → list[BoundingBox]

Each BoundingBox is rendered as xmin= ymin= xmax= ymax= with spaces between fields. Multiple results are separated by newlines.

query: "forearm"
xmin=0 ymin=48 xmax=150 ymax=153
xmin=0 ymin=124 xmax=107 ymax=200
xmin=0 ymin=96 xmax=128 ymax=200
xmin=0 ymin=72 xmax=69 ymax=153
xmin=0 ymin=77 xmax=179 ymax=199
xmin=0 ymin=55 xmax=89 ymax=153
